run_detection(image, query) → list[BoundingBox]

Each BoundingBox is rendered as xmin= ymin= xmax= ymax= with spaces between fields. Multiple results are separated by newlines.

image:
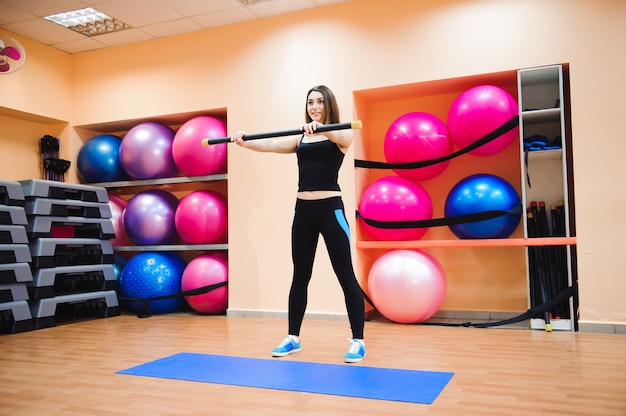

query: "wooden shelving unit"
xmin=75 ymin=109 xmax=229 ymax=260
xmin=352 ymin=64 xmax=577 ymax=328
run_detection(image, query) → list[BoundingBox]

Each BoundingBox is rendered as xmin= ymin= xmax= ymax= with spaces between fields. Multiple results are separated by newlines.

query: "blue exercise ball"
xmin=112 ymin=253 xmax=128 ymax=296
xmin=77 ymin=134 xmax=128 ymax=183
xmin=445 ymin=174 xmax=521 ymax=239
xmin=113 ymin=253 xmax=128 ymax=280
xmin=119 ymin=251 xmax=186 ymax=314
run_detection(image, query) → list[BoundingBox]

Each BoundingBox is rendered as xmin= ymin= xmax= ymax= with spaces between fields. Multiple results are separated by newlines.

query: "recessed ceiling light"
xmin=44 ymin=7 xmax=131 ymax=37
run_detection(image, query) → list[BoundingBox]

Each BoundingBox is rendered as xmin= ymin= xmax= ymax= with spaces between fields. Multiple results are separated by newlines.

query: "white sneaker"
xmin=344 ymin=339 xmax=366 ymax=363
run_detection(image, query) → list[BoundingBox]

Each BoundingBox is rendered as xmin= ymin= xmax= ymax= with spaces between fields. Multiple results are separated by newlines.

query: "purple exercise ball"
xmin=122 ymin=190 xmax=179 ymax=245
xmin=120 ymin=122 xmax=179 ymax=180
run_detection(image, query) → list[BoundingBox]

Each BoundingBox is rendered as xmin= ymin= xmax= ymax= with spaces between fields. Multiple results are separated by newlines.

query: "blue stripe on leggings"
xmin=334 ymin=209 xmax=350 ymax=240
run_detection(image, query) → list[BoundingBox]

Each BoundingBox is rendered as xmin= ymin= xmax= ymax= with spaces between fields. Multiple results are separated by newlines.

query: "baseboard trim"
xmin=226 ymin=309 xmax=348 ymax=321
xmin=578 ymin=321 xmax=626 ymax=334
xmin=226 ymin=309 xmax=526 ymax=327
xmin=226 ymin=309 xmax=625 ymax=334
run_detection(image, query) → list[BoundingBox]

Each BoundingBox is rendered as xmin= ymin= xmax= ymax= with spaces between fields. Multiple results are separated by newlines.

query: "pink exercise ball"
xmin=358 ymin=176 xmax=433 ymax=241
xmin=120 ymin=122 xmax=179 ymax=180
xmin=368 ymin=249 xmax=446 ymax=324
xmin=173 ymin=116 xmax=227 ymax=176
xmin=181 ymin=254 xmax=228 ymax=314
xmin=108 ymin=194 xmax=131 ymax=246
xmin=175 ymin=190 xmax=227 ymax=244
xmin=447 ymin=85 xmax=519 ymax=156
xmin=384 ymin=112 xmax=452 ymax=181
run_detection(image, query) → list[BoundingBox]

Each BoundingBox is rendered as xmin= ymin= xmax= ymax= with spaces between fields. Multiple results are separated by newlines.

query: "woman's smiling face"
xmin=307 ymin=91 xmax=325 ymax=122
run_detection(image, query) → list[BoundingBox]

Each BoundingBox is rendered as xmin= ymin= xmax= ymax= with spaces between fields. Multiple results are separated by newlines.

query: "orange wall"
xmin=0 ymin=30 xmax=73 ymax=180
xmin=1 ymin=0 xmax=625 ymax=326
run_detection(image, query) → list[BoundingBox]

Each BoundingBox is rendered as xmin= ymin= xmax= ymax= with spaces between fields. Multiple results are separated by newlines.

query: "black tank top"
xmin=296 ymin=138 xmax=344 ymax=192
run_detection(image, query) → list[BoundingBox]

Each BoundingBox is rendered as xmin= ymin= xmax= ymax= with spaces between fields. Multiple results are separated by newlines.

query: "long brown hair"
xmin=305 ymin=85 xmax=340 ymax=124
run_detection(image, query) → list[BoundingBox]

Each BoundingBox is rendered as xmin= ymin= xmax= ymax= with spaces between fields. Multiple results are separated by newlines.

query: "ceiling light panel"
xmin=44 ymin=7 xmax=131 ymax=37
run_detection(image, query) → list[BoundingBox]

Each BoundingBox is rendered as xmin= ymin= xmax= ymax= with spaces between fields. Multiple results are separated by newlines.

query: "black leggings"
xmin=289 ymin=197 xmax=365 ymax=339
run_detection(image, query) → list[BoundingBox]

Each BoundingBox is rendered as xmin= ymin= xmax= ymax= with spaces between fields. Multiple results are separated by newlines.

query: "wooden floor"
xmin=1 ymin=313 xmax=625 ymax=416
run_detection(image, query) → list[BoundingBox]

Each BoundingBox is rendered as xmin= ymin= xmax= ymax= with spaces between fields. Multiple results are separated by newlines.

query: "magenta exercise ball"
xmin=120 ymin=122 xmax=179 ymax=180
xmin=181 ymin=254 xmax=228 ymax=314
xmin=358 ymin=176 xmax=433 ymax=241
xmin=175 ymin=190 xmax=228 ymax=244
xmin=108 ymin=194 xmax=131 ymax=246
xmin=122 ymin=190 xmax=179 ymax=245
xmin=173 ymin=116 xmax=227 ymax=176
xmin=447 ymin=85 xmax=519 ymax=156
xmin=367 ymin=249 xmax=446 ymax=324
xmin=384 ymin=112 xmax=452 ymax=181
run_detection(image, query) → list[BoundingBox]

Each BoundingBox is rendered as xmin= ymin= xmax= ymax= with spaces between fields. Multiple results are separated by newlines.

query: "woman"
xmin=231 ymin=85 xmax=366 ymax=363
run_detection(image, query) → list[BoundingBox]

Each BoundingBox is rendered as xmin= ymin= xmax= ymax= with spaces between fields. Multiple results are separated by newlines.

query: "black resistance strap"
xmin=356 ymin=205 xmax=522 ymax=230
xmin=355 ymin=116 xmax=520 ymax=170
xmin=363 ymin=283 xmax=577 ymax=328
xmin=118 ymin=281 xmax=228 ymax=319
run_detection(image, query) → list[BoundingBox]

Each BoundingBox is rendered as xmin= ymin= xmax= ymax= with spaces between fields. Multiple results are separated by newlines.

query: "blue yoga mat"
xmin=117 ymin=352 xmax=453 ymax=404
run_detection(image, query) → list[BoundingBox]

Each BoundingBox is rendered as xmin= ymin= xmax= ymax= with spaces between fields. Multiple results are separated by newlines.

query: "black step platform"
xmin=30 ymin=290 xmax=120 ymax=329
xmin=0 ymin=205 xmax=28 ymax=226
xmin=26 ymin=216 xmax=115 ymax=240
xmin=0 ymin=180 xmax=26 ymax=207
xmin=25 ymin=198 xmax=112 ymax=219
xmin=28 ymin=264 xmax=117 ymax=299
xmin=0 ymin=263 xmax=33 ymax=285
xmin=29 ymin=238 xmax=114 ymax=269
xmin=0 ymin=283 xmax=29 ymax=302
xmin=19 ymin=179 xmax=109 ymax=203
xmin=0 ymin=225 xmax=29 ymax=244
xmin=0 ymin=300 xmax=34 ymax=334
xmin=0 ymin=244 xmax=32 ymax=265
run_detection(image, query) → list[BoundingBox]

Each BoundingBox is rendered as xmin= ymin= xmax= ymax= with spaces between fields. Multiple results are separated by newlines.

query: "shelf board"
xmin=0 ymin=105 xmax=67 ymax=125
xmin=522 ymin=107 xmax=560 ymax=123
xmin=90 ymin=174 xmax=227 ymax=188
xmin=519 ymin=65 xmax=560 ymax=85
xmin=356 ymin=236 xmax=576 ymax=249
xmin=530 ymin=318 xmax=573 ymax=331
xmin=527 ymin=148 xmax=562 ymax=161
xmin=353 ymin=69 xmax=517 ymax=103
xmin=113 ymin=244 xmax=228 ymax=252
xmin=75 ymin=108 xmax=227 ymax=134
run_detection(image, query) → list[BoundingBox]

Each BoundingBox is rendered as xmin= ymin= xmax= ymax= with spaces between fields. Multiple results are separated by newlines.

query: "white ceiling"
xmin=0 ymin=0 xmax=353 ymax=54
